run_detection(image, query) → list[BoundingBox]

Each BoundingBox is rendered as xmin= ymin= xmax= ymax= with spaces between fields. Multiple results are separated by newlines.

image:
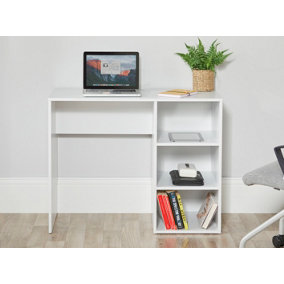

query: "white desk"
xmin=48 ymin=88 xmax=223 ymax=234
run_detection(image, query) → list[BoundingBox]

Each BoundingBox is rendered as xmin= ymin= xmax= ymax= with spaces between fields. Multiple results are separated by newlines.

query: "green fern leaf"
xmin=176 ymin=38 xmax=231 ymax=71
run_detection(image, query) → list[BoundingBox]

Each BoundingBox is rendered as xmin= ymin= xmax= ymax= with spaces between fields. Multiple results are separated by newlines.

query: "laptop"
xmin=83 ymin=51 xmax=141 ymax=97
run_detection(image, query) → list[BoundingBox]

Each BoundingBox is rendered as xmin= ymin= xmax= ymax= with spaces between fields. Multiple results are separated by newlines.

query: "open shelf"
xmin=157 ymin=131 xmax=220 ymax=146
xmin=156 ymin=211 xmax=219 ymax=234
xmin=155 ymin=190 xmax=221 ymax=234
xmin=157 ymin=101 xmax=221 ymax=138
xmin=157 ymin=171 xmax=219 ymax=190
xmin=157 ymin=146 xmax=221 ymax=184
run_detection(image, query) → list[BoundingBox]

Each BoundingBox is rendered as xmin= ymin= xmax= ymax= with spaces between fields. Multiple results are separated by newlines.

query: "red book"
xmin=162 ymin=193 xmax=177 ymax=230
xmin=157 ymin=193 xmax=170 ymax=230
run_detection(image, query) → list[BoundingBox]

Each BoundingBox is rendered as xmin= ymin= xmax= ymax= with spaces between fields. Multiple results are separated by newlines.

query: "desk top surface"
xmin=49 ymin=88 xmax=222 ymax=102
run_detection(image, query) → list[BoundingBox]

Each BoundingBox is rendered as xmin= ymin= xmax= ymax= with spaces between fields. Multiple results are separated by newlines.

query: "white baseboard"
xmin=222 ymin=178 xmax=284 ymax=213
xmin=0 ymin=177 xmax=284 ymax=213
xmin=0 ymin=178 xmax=49 ymax=213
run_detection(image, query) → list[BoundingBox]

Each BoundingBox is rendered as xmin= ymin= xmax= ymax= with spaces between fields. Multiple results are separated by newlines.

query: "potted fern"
xmin=176 ymin=39 xmax=231 ymax=92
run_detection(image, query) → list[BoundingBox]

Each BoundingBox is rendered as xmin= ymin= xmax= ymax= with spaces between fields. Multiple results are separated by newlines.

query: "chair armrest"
xmin=274 ymin=145 xmax=284 ymax=175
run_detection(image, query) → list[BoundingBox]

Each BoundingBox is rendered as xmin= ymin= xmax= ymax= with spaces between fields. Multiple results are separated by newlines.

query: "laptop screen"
xmin=84 ymin=52 xmax=139 ymax=89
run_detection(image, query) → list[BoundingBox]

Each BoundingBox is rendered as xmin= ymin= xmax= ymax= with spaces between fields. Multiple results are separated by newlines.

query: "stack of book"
xmin=157 ymin=191 xmax=189 ymax=230
xmin=157 ymin=191 xmax=218 ymax=230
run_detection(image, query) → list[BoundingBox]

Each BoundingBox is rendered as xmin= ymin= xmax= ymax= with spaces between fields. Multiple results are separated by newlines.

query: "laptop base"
xmin=83 ymin=89 xmax=141 ymax=97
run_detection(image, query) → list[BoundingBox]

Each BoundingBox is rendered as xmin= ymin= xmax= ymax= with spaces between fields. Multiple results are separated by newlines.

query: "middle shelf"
xmin=157 ymin=171 xmax=219 ymax=190
xmin=156 ymin=146 xmax=221 ymax=187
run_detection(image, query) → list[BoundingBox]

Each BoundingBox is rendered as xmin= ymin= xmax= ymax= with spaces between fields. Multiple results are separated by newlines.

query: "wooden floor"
xmin=0 ymin=213 xmax=279 ymax=248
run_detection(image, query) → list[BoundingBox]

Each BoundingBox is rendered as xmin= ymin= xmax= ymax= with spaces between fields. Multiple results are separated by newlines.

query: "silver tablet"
xmin=168 ymin=132 xmax=204 ymax=142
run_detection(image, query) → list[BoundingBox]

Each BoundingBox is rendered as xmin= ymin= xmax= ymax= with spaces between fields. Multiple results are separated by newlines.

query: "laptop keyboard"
xmin=85 ymin=89 xmax=136 ymax=93
xmin=110 ymin=89 xmax=136 ymax=93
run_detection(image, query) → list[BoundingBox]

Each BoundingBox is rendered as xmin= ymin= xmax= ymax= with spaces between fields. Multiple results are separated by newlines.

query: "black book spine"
xmin=167 ymin=191 xmax=184 ymax=229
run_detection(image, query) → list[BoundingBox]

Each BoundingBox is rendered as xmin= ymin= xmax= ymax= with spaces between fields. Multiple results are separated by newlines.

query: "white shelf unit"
xmin=153 ymin=100 xmax=222 ymax=234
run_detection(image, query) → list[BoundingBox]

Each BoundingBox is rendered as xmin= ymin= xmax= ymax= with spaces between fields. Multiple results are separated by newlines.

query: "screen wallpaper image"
xmin=86 ymin=55 xmax=137 ymax=87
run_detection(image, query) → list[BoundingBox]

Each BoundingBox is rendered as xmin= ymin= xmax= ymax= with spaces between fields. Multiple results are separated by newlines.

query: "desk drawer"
xmin=55 ymin=101 xmax=153 ymax=134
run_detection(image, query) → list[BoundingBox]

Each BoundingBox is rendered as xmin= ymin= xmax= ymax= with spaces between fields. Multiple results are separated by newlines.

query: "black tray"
xmin=169 ymin=170 xmax=204 ymax=186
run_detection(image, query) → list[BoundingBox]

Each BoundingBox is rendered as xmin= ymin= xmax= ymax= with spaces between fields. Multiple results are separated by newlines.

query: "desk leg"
xmin=48 ymin=101 xmax=58 ymax=233
xmin=152 ymin=102 xmax=157 ymax=232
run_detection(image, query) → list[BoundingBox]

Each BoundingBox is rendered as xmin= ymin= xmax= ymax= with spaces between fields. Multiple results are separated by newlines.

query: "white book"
xmin=196 ymin=192 xmax=218 ymax=229
xmin=202 ymin=203 xmax=218 ymax=229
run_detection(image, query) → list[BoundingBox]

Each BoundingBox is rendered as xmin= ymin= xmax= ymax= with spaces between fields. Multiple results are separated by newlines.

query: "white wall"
xmin=1 ymin=36 xmax=284 ymax=212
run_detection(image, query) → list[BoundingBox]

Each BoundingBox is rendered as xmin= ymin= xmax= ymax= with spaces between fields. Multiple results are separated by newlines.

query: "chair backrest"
xmin=274 ymin=145 xmax=284 ymax=175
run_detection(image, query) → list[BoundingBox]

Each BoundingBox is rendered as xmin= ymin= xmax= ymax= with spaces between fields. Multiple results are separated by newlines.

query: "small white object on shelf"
xmin=169 ymin=132 xmax=204 ymax=142
xmin=178 ymin=163 xmax=197 ymax=178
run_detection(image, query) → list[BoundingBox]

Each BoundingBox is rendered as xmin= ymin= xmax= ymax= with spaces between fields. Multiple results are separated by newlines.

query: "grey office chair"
xmin=240 ymin=145 xmax=284 ymax=248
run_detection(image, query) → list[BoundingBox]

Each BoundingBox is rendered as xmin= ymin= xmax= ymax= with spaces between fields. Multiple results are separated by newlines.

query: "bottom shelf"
xmin=156 ymin=211 xmax=219 ymax=234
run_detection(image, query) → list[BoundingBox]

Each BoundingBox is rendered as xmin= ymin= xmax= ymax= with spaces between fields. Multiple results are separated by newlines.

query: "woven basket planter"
xmin=192 ymin=70 xmax=215 ymax=92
